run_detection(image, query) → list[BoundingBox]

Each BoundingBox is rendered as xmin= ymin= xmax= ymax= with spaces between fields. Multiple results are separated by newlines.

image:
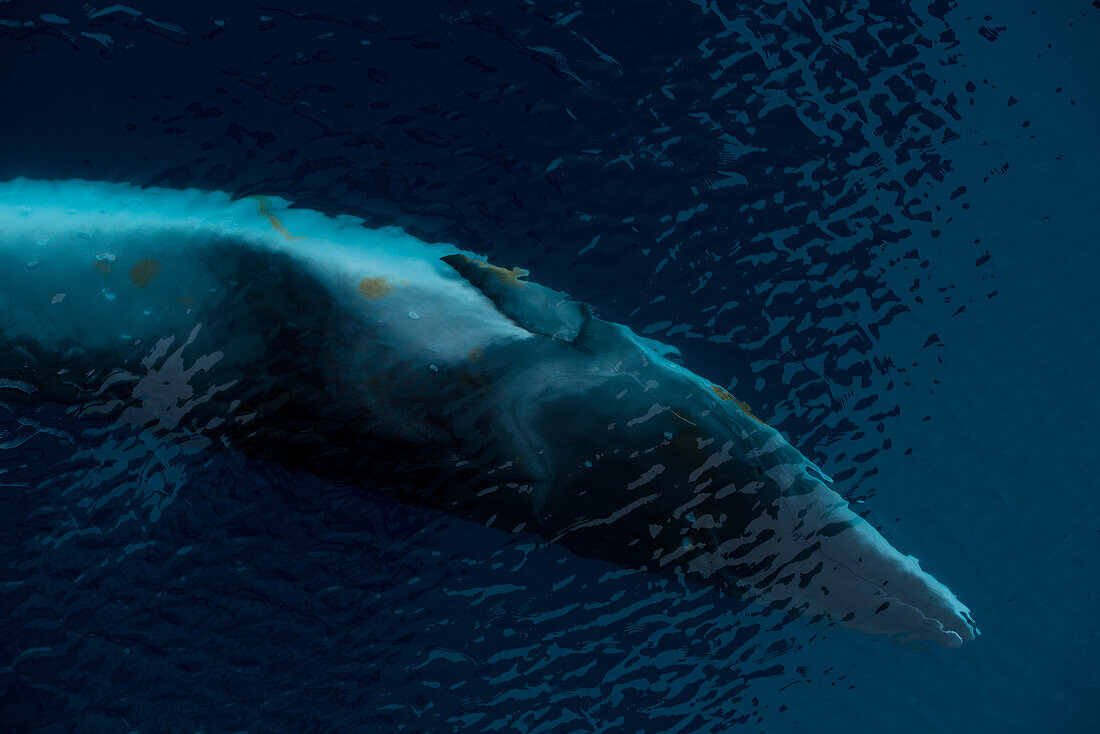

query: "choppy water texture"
xmin=1 ymin=1 xmax=1097 ymax=732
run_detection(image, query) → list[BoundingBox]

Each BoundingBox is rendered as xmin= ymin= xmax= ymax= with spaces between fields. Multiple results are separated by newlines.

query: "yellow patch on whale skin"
xmin=456 ymin=349 xmax=488 ymax=388
xmin=251 ymin=195 xmax=304 ymax=241
xmin=453 ymin=253 xmax=529 ymax=287
xmin=92 ymin=261 xmax=114 ymax=275
xmin=357 ymin=277 xmax=392 ymax=299
xmin=129 ymin=258 xmax=161 ymax=288
xmin=709 ymin=384 xmax=769 ymax=427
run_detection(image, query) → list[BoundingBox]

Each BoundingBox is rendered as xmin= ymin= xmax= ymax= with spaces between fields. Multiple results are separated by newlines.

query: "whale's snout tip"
xmin=939 ymin=607 xmax=980 ymax=647
xmin=933 ymin=617 xmax=975 ymax=649
xmin=892 ymin=572 xmax=979 ymax=648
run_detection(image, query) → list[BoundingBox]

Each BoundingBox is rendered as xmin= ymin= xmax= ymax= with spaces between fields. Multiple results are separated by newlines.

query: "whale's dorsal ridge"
xmin=441 ymin=253 xmax=592 ymax=342
xmin=633 ymin=334 xmax=684 ymax=364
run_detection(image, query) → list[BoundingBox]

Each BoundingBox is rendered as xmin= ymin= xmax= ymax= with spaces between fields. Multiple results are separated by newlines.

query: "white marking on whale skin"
xmin=0 ymin=178 xmax=977 ymax=647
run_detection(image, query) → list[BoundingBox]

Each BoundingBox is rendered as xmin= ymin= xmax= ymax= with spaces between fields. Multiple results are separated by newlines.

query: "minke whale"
xmin=0 ymin=178 xmax=978 ymax=647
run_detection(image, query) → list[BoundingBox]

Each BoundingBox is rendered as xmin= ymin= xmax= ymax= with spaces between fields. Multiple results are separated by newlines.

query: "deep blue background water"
xmin=1 ymin=1 xmax=1097 ymax=731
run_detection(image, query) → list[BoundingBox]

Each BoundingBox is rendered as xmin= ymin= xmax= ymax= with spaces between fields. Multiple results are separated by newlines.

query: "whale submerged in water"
xmin=0 ymin=178 xmax=977 ymax=647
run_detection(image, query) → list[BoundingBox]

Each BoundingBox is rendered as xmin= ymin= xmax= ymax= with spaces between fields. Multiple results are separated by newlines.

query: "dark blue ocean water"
xmin=1 ymin=1 xmax=1097 ymax=732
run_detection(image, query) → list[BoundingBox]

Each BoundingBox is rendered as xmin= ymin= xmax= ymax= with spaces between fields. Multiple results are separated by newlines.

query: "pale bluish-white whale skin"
xmin=0 ymin=178 xmax=978 ymax=647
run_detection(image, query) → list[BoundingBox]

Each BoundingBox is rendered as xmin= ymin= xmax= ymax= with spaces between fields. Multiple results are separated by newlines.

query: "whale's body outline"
xmin=0 ymin=178 xmax=978 ymax=647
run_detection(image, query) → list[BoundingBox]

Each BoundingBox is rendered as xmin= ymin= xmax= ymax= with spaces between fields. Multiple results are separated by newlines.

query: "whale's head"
xmin=506 ymin=320 xmax=979 ymax=647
